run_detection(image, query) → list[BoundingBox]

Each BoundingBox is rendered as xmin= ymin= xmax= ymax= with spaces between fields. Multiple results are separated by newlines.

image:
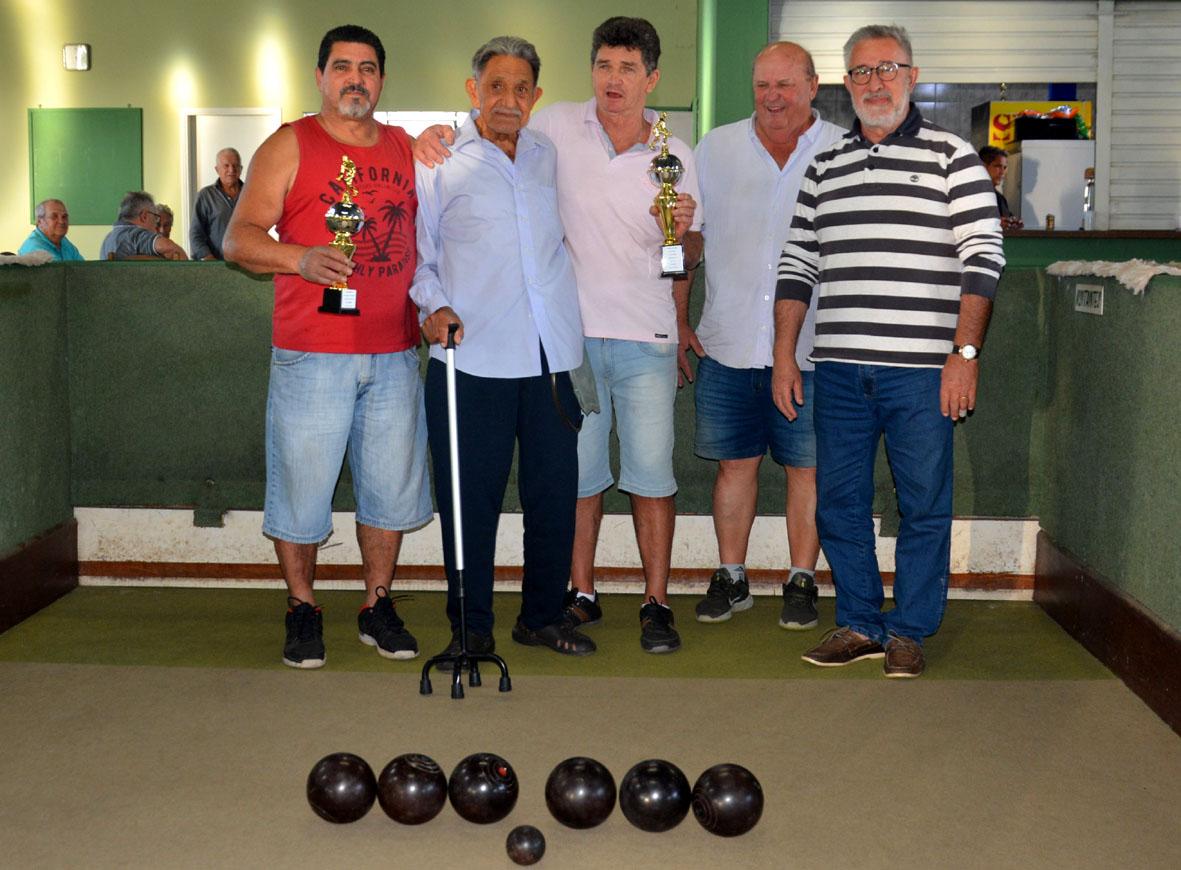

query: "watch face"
xmin=960 ymin=344 xmax=978 ymax=361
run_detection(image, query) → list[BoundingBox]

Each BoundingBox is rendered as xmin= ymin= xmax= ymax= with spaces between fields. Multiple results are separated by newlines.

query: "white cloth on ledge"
xmin=0 ymin=250 xmax=53 ymax=267
xmin=1046 ymin=259 xmax=1181 ymax=294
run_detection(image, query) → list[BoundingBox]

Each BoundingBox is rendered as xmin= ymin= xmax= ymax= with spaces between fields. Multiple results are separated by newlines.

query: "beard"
xmin=337 ymin=86 xmax=372 ymax=119
xmin=853 ymin=90 xmax=909 ymax=132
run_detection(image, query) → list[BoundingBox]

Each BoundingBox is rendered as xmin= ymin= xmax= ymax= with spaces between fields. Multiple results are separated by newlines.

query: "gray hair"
xmin=158 ymin=204 xmax=174 ymax=219
xmin=117 ymin=191 xmax=156 ymax=223
xmin=843 ymin=24 xmax=914 ymax=68
xmin=35 ymin=198 xmax=64 ymax=221
xmin=216 ymin=147 xmax=241 ymax=164
xmin=471 ymin=35 xmax=541 ymax=84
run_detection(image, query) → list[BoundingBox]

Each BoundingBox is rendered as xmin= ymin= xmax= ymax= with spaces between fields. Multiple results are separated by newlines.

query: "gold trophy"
xmin=318 ymin=155 xmax=364 ymax=316
xmin=648 ymin=113 xmax=687 ymax=278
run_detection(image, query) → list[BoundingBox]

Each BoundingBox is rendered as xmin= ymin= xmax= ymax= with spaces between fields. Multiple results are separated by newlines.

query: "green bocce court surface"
xmin=0 ymin=588 xmax=1110 ymax=680
xmin=3 ymin=588 xmax=1178 ymax=869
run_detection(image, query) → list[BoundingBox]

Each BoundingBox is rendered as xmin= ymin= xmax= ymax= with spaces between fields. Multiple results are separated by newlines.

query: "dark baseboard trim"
xmin=0 ymin=520 xmax=79 ymax=634
xmin=1035 ymin=531 xmax=1181 ymax=737
xmin=78 ymin=560 xmax=1031 ymax=592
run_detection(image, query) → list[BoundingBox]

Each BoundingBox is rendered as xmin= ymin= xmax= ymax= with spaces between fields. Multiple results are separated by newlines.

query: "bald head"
xmin=752 ymin=41 xmax=819 ymax=141
xmin=753 ymin=41 xmax=816 ymax=79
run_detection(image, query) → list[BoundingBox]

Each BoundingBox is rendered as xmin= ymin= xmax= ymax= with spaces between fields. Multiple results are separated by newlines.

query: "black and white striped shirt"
xmin=775 ymin=105 xmax=1004 ymax=368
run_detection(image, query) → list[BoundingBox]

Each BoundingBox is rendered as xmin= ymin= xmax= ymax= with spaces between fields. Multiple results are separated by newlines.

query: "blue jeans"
xmin=694 ymin=357 xmax=816 ymax=467
xmin=813 ymin=362 xmax=953 ymax=644
xmin=577 ymin=337 xmax=678 ymax=498
xmin=263 ymin=348 xmax=431 ymax=543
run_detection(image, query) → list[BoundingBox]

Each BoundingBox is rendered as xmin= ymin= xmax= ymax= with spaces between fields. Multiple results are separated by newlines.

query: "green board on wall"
xmin=28 ymin=108 xmax=143 ymax=225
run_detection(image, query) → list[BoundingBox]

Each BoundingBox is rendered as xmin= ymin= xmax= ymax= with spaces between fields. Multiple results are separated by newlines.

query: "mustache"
xmin=490 ymin=107 xmax=523 ymax=117
xmin=339 ymin=84 xmax=371 ymax=99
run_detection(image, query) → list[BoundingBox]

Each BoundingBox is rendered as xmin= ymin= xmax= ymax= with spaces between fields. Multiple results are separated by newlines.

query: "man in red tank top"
xmin=225 ymin=25 xmax=431 ymax=669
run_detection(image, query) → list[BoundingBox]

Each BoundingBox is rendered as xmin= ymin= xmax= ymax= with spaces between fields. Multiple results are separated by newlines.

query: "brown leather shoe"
xmin=883 ymin=635 xmax=925 ymax=678
xmin=801 ymin=627 xmax=885 ymax=667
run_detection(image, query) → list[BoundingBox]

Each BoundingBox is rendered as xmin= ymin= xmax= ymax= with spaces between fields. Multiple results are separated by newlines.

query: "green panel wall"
xmin=50 ymin=261 xmax=1044 ymax=521
xmin=66 ymin=262 xmax=273 ymax=509
xmin=0 ymin=265 xmax=72 ymax=555
xmin=1039 ymin=273 xmax=1181 ymax=631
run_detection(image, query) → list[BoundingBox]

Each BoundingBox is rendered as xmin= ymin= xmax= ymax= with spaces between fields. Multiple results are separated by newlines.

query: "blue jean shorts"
xmin=693 ymin=356 xmax=816 ymax=468
xmin=578 ymin=337 xmax=678 ymax=498
xmin=262 ymin=347 xmax=432 ymax=543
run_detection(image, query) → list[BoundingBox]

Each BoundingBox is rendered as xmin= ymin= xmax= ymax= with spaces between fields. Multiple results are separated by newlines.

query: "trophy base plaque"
xmin=318 ymin=286 xmax=360 ymax=316
xmin=660 ymin=243 xmax=687 ymax=279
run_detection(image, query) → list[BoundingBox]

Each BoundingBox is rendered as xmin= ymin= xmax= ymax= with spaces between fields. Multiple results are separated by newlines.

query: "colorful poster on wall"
xmin=987 ymin=101 xmax=1093 ymax=149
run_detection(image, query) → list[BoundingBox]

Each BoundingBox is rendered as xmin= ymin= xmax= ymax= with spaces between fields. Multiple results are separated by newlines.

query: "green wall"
xmin=4 ymin=254 xmax=1181 ymax=634
xmin=0 ymin=0 xmax=698 ymax=258
xmin=0 ymin=265 xmax=72 ymax=555
xmin=1039 ymin=273 xmax=1181 ymax=630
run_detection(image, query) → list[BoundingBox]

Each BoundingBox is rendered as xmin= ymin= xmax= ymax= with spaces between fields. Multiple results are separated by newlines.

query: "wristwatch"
xmin=951 ymin=344 xmax=979 ymax=361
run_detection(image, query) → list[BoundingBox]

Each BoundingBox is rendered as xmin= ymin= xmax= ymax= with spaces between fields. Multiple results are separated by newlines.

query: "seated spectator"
xmin=979 ymin=145 xmax=1023 ymax=230
xmin=100 ymin=191 xmax=188 ymax=260
xmin=191 ymin=147 xmax=243 ymax=260
xmin=18 ymin=199 xmax=85 ymax=261
xmin=157 ymin=204 xmax=175 ymax=239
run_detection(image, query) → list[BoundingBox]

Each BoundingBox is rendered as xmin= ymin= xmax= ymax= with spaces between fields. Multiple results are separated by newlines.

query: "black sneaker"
xmin=561 ymin=588 xmax=603 ymax=627
xmin=358 ymin=586 xmax=419 ymax=660
xmin=283 ymin=596 xmax=325 ymax=669
xmin=779 ymin=571 xmax=819 ymax=630
xmin=512 ymin=620 xmax=596 ymax=656
xmin=695 ymin=568 xmax=753 ymax=623
xmin=639 ymin=597 xmax=681 ymax=654
xmin=433 ymin=630 xmax=496 ymax=672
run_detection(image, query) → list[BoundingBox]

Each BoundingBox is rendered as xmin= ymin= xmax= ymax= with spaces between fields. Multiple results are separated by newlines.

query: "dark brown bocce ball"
xmin=506 ymin=824 xmax=546 ymax=866
xmin=545 ymin=756 xmax=616 ymax=829
xmin=306 ymin=752 xmax=377 ymax=824
xmin=618 ymin=758 xmax=691 ymax=833
xmin=377 ymin=753 xmax=448 ymax=825
xmin=448 ymin=752 xmax=519 ymax=824
xmin=691 ymin=763 xmax=764 ymax=837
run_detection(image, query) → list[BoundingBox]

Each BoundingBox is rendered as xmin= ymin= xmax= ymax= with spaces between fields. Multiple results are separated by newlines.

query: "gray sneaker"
xmin=695 ymin=568 xmax=753 ymax=623
xmin=779 ymin=571 xmax=819 ymax=630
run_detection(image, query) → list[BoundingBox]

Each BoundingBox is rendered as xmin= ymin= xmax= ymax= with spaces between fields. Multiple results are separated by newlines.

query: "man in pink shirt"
xmin=530 ymin=17 xmax=701 ymax=653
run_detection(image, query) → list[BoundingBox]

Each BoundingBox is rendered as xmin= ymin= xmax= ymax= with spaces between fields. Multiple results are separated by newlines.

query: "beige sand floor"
xmin=2 ymin=662 xmax=1178 ymax=869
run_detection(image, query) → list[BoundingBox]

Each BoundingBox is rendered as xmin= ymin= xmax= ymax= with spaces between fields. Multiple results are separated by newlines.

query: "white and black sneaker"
xmin=283 ymin=597 xmax=325 ymax=669
xmin=779 ymin=571 xmax=819 ymax=630
xmin=358 ymin=586 xmax=419 ymax=660
xmin=695 ymin=568 xmax=753 ymax=623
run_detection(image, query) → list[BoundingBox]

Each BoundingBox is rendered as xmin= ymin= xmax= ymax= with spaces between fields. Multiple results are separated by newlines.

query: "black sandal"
xmin=511 ymin=620 xmax=597 ymax=656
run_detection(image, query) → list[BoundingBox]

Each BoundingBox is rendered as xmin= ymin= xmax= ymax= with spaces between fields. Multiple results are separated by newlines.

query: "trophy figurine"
xmin=648 ymin=112 xmax=687 ymax=279
xmin=319 ymin=155 xmax=364 ymax=316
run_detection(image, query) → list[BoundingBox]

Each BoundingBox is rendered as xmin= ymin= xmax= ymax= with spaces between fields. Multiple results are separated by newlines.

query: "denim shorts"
xmin=577 ymin=337 xmax=678 ymax=498
xmin=693 ymin=356 xmax=816 ymax=467
xmin=262 ymin=347 xmax=432 ymax=543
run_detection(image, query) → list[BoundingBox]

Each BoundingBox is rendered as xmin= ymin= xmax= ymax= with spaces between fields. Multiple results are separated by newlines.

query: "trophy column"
xmin=648 ymin=113 xmax=687 ymax=279
xmin=319 ymin=155 xmax=364 ymax=316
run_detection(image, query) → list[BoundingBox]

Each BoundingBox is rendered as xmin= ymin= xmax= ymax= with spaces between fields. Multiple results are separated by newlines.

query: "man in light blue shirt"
xmin=686 ymin=42 xmax=845 ymax=630
xmin=19 ymin=199 xmax=84 ymax=261
xmin=411 ymin=35 xmax=595 ymax=660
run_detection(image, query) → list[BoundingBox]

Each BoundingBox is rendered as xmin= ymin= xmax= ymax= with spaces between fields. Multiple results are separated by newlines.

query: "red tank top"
xmin=273 ymin=116 xmax=418 ymax=353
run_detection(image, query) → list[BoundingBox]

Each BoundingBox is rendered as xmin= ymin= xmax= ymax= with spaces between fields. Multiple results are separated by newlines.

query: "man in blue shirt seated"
xmin=99 ymin=191 xmax=188 ymax=260
xmin=18 ymin=199 xmax=85 ymax=261
xmin=411 ymin=35 xmax=595 ymax=660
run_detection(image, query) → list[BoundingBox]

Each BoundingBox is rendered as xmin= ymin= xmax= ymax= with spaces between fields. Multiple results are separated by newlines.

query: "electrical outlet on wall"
xmin=1074 ymin=283 xmax=1104 ymax=315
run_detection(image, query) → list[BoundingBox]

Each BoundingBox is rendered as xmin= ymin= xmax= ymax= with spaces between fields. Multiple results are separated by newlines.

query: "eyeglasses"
xmin=847 ymin=61 xmax=913 ymax=85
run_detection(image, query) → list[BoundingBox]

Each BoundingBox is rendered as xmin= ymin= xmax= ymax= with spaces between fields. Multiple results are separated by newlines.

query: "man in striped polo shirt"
xmin=772 ymin=24 xmax=1004 ymax=678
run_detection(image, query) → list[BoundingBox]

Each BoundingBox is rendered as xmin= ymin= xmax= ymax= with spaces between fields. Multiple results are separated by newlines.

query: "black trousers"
xmin=424 ymin=353 xmax=580 ymax=635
